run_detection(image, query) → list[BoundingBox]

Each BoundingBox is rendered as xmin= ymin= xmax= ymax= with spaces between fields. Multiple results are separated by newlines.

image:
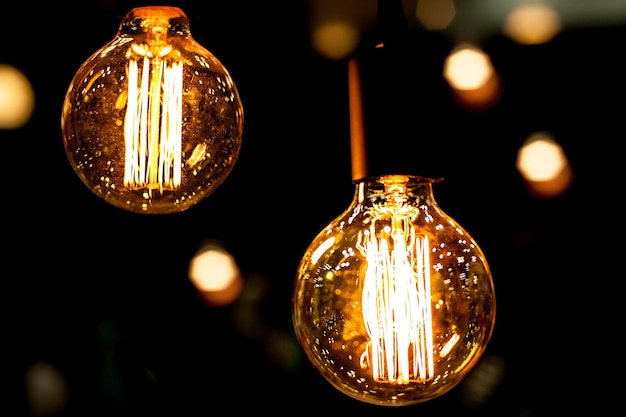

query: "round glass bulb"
xmin=292 ymin=174 xmax=496 ymax=406
xmin=61 ymin=6 xmax=244 ymax=214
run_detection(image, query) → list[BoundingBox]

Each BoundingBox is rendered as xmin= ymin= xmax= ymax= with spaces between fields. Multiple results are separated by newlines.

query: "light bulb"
xmin=292 ymin=174 xmax=496 ymax=406
xmin=61 ymin=6 xmax=244 ymax=214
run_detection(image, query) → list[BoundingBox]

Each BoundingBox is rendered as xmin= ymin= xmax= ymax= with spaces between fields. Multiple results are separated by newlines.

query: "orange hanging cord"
xmin=348 ymin=57 xmax=368 ymax=182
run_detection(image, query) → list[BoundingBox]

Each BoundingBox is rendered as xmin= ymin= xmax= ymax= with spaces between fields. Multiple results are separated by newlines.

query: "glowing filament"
xmin=124 ymin=51 xmax=183 ymax=193
xmin=359 ymin=205 xmax=434 ymax=384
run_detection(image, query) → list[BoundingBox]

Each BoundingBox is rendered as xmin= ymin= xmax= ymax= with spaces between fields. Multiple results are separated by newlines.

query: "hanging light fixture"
xmin=291 ymin=1 xmax=496 ymax=407
xmin=61 ymin=6 xmax=244 ymax=214
xmin=291 ymin=173 xmax=496 ymax=406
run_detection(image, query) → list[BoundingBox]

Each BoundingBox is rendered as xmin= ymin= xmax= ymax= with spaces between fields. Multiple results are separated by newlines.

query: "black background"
xmin=2 ymin=1 xmax=622 ymax=416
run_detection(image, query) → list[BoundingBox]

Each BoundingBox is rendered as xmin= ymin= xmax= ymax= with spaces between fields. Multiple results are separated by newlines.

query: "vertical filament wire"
xmin=124 ymin=51 xmax=182 ymax=193
xmin=359 ymin=205 xmax=434 ymax=384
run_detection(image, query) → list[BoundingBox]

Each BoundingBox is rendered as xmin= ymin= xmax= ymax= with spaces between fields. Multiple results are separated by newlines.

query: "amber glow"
xmin=124 ymin=48 xmax=183 ymax=193
xmin=359 ymin=200 xmax=434 ymax=383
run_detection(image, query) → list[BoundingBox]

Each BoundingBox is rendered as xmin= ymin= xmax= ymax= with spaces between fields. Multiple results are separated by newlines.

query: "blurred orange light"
xmin=504 ymin=3 xmax=562 ymax=45
xmin=188 ymin=242 xmax=243 ymax=306
xmin=443 ymin=44 xmax=494 ymax=91
xmin=0 ymin=64 xmax=35 ymax=129
xmin=516 ymin=132 xmax=573 ymax=198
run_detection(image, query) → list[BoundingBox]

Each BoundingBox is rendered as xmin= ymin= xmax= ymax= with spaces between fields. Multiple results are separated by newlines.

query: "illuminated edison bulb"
xmin=292 ymin=174 xmax=496 ymax=406
xmin=61 ymin=6 xmax=243 ymax=214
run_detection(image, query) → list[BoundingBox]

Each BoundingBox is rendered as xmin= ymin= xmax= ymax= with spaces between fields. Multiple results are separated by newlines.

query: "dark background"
xmin=2 ymin=1 xmax=622 ymax=416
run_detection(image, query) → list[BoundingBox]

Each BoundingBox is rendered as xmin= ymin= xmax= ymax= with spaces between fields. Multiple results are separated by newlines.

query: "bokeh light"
xmin=504 ymin=3 xmax=562 ymax=45
xmin=188 ymin=240 xmax=244 ymax=307
xmin=306 ymin=0 xmax=375 ymax=60
xmin=415 ymin=0 xmax=456 ymax=31
xmin=24 ymin=361 xmax=69 ymax=417
xmin=0 ymin=64 xmax=35 ymax=129
xmin=516 ymin=131 xmax=573 ymax=198
xmin=443 ymin=44 xmax=495 ymax=90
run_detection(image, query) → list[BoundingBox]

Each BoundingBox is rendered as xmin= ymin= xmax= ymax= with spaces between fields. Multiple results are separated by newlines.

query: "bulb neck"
xmin=355 ymin=174 xmax=441 ymax=206
xmin=120 ymin=6 xmax=191 ymax=38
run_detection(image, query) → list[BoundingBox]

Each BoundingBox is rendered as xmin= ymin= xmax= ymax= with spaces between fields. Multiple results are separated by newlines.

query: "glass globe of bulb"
xmin=292 ymin=174 xmax=496 ymax=406
xmin=61 ymin=6 xmax=244 ymax=214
